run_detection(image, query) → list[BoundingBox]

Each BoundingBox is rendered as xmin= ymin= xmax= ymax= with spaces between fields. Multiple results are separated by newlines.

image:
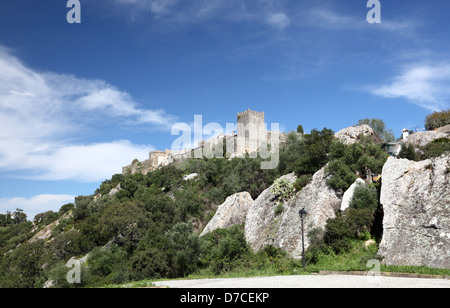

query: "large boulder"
xmin=244 ymin=173 xmax=297 ymax=253
xmin=200 ymin=192 xmax=253 ymax=236
xmin=334 ymin=125 xmax=376 ymax=145
xmin=340 ymin=178 xmax=366 ymax=211
xmin=378 ymin=155 xmax=450 ymax=269
xmin=245 ymin=168 xmax=341 ymax=259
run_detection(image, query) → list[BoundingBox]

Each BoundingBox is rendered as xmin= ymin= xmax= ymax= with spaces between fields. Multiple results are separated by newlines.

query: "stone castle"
xmin=122 ymin=109 xmax=285 ymax=175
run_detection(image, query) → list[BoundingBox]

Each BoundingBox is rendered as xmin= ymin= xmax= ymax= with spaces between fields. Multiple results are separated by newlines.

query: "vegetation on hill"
xmin=0 ymin=116 xmax=448 ymax=288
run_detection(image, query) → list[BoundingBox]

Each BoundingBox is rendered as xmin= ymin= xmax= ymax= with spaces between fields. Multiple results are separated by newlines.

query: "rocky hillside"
xmin=0 ymin=121 xmax=448 ymax=288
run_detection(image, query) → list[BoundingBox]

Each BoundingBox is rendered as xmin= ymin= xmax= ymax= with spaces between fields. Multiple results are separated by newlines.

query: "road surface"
xmin=153 ymin=274 xmax=450 ymax=288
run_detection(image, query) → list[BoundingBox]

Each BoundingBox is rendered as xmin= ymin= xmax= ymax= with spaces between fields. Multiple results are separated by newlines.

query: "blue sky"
xmin=0 ymin=0 xmax=449 ymax=219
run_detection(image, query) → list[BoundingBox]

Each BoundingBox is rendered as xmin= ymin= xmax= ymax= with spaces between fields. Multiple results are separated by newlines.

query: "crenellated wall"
xmin=122 ymin=109 xmax=283 ymax=175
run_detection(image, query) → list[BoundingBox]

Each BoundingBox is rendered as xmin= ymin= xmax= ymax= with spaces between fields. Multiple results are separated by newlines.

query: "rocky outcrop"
xmin=335 ymin=125 xmax=376 ymax=145
xmin=183 ymin=173 xmax=198 ymax=181
xmin=28 ymin=212 xmax=73 ymax=243
xmin=109 ymin=183 xmax=122 ymax=196
xmin=405 ymin=131 xmax=448 ymax=148
xmin=436 ymin=125 xmax=450 ymax=134
xmin=378 ymin=155 xmax=450 ymax=269
xmin=245 ymin=168 xmax=341 ymax=259
xmin=340 ymin=178 xmax=366 ymax=211
xmin=200 ymin=192 xmax=253 ymax=236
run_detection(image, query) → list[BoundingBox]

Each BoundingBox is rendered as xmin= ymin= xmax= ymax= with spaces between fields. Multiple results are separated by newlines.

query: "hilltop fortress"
xmin=123 ymin=109 xmax=286 ymax=175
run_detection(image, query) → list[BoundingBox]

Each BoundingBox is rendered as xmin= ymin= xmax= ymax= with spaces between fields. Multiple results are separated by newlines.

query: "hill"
xmin=0 ymin=114 xmax=449 ymax=288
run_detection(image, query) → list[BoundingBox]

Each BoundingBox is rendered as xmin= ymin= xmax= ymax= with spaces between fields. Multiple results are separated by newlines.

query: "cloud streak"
xmin=370 ymin=64 xmax=450 ymax=111
xmin=110 ymin=0 xmax=293 ymax=30
xmin=0 ymin=48 xmax=167 ymax=182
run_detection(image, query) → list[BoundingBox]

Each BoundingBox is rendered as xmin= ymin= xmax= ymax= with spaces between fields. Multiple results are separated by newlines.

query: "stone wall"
xmin=123 ymin=109 xmax=281 ymax=175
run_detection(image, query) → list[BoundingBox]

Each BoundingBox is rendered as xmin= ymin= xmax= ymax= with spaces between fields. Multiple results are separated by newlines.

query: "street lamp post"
xmin=299 ymin=208 xmax=308 ymax=269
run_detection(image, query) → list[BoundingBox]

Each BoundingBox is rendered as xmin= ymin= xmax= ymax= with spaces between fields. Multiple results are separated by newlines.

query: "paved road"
xmin=154 ymin=274 xmax=450 ymax=288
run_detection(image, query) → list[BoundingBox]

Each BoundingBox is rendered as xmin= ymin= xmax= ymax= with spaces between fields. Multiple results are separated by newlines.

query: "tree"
xmin=326 ymin=138 xmax=388 ymax=192
xmin=293 ymin=128 xmax=335 ymax=177
xmin=34 ymin=210 xmax=59 ymax=226
xmin=355 ymin=118 xmax=395 ymax=142
xmin=0 ymin=240 xmax=46 ymax=288
xmin=165 ymin=222 xmax=202 ymax=277
xmin=297 ymin=124 xmax=304 ymax=134
xmin=424 ymin=109 xmax=450 ymax=130
xmin=98 ymin=200 xmax=149 ymax=253
xmin=12 ymin=208 xmax=27 ymax=224
xmin=349 ymin=185 xmax=378 ymax=211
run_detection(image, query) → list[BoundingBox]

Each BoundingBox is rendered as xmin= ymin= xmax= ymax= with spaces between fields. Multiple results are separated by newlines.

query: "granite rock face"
xmin=245 ymin=168 xmax=341 ymax=259
xmin=340 ymin=178 xmax=366 ymax=211
xmin=200 ymin=192 xmax=253 ymax=236
xmin=378 ymin=155 xmax=450 ymax=269
xmin=405 ymin=131 xmax=448 ymax=148
xmin=334 ymin=125 xmax=376 ymax=145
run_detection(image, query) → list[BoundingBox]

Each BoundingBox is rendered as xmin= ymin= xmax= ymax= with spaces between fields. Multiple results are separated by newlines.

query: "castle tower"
xmin=236 ymin=109 xmax=266 ymax=155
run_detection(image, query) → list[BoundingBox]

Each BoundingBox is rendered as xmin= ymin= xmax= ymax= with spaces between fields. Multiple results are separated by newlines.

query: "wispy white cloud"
xmin=0 ymin=48 xmax=166 ymax=182
xmin=266 ymin=13 xmax=291 ymax=30
xmin=0 ymin=194 xmax=76 ymax=220
xmin=109 ymin=0 xmax=293 ymax=30
xmin=369 ymin=64 xmax=450 ymax=111
xmin=305 ymin=7 xmax=418 ymax=35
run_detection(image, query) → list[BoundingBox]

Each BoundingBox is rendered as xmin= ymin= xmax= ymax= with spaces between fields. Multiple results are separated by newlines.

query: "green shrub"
xmin=326 ymin=139 xmax=388 ymax=192
xmin=398 ymin=143 xmax=419 ymax=160
xmin=87 ymin=247 xmax=130 ymax=286
xmin=200 ymin=225 xmax=250 ymax=275
xmin=305 ymin=227 xmax=326 ymax=264
xmin=421 ymin=138 xmax=450 ymax=159
xmin=323 ymin=215 xmax=353 ymax=254
xmin=271 ymin=177 xmax=295 ymax=205
xmin=294 ymin=174 xmax=312 ymax=191
xmin=349 ymin=185 xmax=378 ymax=211
xmin=424 ymin=109 xmax=450 ymax=130
xmin=165 ymin=222 xmax=202 ymax=277
xmin=274 ymin=203 xmax=284 ymax=216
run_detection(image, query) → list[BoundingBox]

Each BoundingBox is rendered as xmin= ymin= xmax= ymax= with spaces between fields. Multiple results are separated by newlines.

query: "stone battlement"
xmin=122 ymin=109 xmax=284 ymax=175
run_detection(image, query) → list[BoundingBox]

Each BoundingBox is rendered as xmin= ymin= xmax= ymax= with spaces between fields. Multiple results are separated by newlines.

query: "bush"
xmin=87 ymin=247 xmax=130 ymax=286
xmin=421 ymin=138 xmax=450 ymax=159
xmin=424 ymin=109 xmax=450 ymax=130
xmin=398 ymin=143 xmax=419 ymax=160
xmin=323 ymin=215 xmax=353 ymax=254
xmin=200 ymin=225 xmax=250 ymax=275
xmin=349 ymin=185 xmax=378 ymax=211
xmin=59 ymin=203 xmax=74 ymax=215
xmin=33 ymin=211 xmax=59 ymax=226
xmin=165 ymin=222 xmax=202 ymax=277
xmin=326 ymin=139 xmax=388 ymax=192
xmin=294 ymin=174 xmax=312 ymax=191
xmin=305 ymin=227 xmax=326 ymax=264
xmin=48 ymin=260 xmax=90 ymax=288
xmin=271 ymin=177 xmax=295 ymax=205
